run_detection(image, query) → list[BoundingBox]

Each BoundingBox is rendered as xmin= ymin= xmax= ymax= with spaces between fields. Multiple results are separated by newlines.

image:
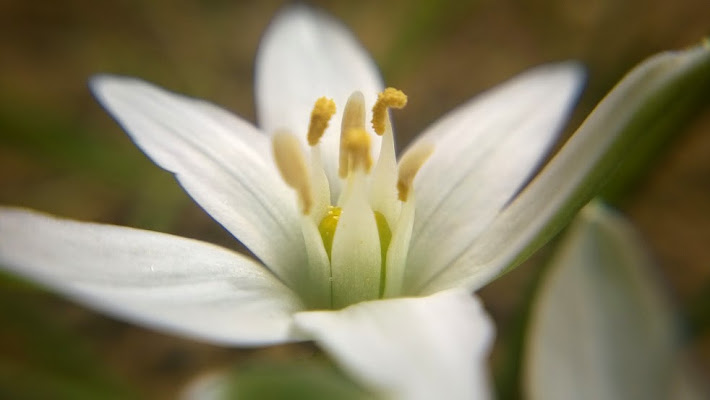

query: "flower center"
xmin=272 ymin=88 xmax=432 ymax=309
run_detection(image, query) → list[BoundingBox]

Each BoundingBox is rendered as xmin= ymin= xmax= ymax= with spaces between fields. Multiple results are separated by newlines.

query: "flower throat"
xmin=272 ymin=88 xmax=432 ymax=309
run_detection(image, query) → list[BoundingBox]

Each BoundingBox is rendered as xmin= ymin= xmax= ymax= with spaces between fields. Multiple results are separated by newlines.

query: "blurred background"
xmin=1 ymin=0 xmax=709 ymax=398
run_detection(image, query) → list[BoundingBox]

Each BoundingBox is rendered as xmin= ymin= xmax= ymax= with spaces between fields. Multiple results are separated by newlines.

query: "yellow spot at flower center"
xmin=317 ymin=205 xmax=393 ymax=296
xmin=318 ymin=206 xmax=341 ymax=260
xmin=374 ymin=210 xmax=392 ymax=296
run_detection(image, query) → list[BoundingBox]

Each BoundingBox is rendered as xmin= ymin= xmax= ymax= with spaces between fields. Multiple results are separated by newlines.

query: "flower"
xmin=1 ymin=5 xmax=708 ymax=400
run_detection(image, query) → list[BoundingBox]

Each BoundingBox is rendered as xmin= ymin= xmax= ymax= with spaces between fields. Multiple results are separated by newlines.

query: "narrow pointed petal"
xmin=330 ymin=177 xmax=381 ymax=308
xmin=405 ymin=63 xmax=584 ymax=291
xmin=90 ymin=76 xmax=307 ymax=290
xmin=256 ymin=5 xmax=384 ymax=194
xmin=294 ymin=289 xmax=494 ymax=400
xmin=0 ymin=208 xmax=305 ymax=346
xmin=369 ymin=126 xmax=401 ymax=226
xmin=299 ymin=216 xmax=332 ymax=308
xmin=383 ymin=198 xmax=415 ymax=298
xmin=525 ymin=202 xmax=677 ymax=400
xmin=422 ymin=43 xmax=710 ymax=294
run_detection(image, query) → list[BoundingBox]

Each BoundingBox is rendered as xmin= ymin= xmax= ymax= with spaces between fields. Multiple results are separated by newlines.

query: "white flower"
xmin=1 ymin=5 xmax=708 ymax=400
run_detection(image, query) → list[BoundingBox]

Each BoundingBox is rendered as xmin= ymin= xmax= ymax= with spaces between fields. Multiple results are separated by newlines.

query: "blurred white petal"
xmin=294 ymin=289 xmax=494 ymax=400
xmin=0 ymin=207 xmax=304 ymax=346
xmin=525 ymin=202 xmax=677 ymax=400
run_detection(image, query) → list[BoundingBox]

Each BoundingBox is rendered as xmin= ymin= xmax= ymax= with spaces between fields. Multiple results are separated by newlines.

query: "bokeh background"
xmin=1 ymin=0 xmax=709 ymax=398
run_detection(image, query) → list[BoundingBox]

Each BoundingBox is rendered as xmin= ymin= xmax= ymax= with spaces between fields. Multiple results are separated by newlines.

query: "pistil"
xmin=271 ymin=87 xmax=432 ymax=309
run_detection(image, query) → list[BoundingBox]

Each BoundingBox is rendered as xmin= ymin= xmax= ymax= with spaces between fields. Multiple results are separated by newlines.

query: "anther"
xmin=397 ymin=142 xmax=434 ymax=201
xmin=372 ymin=88 xmax=407 ymax=135
xmin=307 ymin=97 xmax=336 ymax=146
xmin=341 ymin=128 xmax=373 ymax=175
xmin=272 ymin=131 xmax=313 ymax=214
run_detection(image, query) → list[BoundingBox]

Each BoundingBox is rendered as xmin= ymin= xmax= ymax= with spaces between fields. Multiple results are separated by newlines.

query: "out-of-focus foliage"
xmin=0 ymin=279 xmax=136 ymax=399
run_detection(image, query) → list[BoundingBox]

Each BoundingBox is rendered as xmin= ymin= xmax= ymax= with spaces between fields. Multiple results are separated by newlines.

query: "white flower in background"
xmin=525 ymin=201 xmax=708 ymax=400
xmin=1 ymin=6 xmax=708 ymax=400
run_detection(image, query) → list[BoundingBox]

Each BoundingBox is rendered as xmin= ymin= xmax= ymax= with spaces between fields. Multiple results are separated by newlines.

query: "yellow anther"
xmin=272 ymin=131 xmax=313 ymax=214
xmin=340 ymin=92 xmax=367 ymax=178
xmin=397 ymin=142 xmax=434 ymax=202
xmin=341 ymin=128 xmax=373 ymax=175
xmin=372 ymin=87 xmax=408 ymax=135
xmin=307 ymin=97 xmax=336 ymax=146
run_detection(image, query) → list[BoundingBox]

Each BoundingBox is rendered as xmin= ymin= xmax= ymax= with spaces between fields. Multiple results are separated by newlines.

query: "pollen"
xmin=307 ymin=97 xmax=336 ymax=146
xmin=397 ymin=142 xmax=434 ymax=201
xmin=371 ymin=87 xmax=407 ymax=135
xmin=272 ymin=131 xmax=313 ymax=214
xmin=341 ymin=128 xmax=373 ymax=175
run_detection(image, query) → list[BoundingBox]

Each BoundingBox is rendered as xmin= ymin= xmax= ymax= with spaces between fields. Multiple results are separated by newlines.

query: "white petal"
xmin=383 ymin=198 xmax=415 ymax=298
xmin=524 ymin=202 xmax=677 ymax=400
xmin=90 ymin=76 xmax=308 ymax=290
xmin=405 ymin=63 xmax=584 ymax=291
xmin=330 ymin=175 xmax=381 ymax=308
xmin=294 ymin=289 xmax=494 ymax=400
xmin=421 ymin=43 xmax=710 ymax=293
xmin=255 ymin=5 xmax=384 ymax=197
xmin=0 ymin=207 xmax=304 ymax=346
xmin=299 ymin=215 xmax=332 ymax=308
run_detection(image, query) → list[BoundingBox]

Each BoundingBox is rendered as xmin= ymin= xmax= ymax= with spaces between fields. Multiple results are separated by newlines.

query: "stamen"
xmin=307 ymin=97 xmax=336 ymax=146
xmin=397 ymin=142 xmax=434 ymax=201
xmin=272 ymin=131 xmax=313 ymax=214
xmin=371 ymin=88 xmax=407 ymax=135
xmin=341 ymin=128 xmax=373 ymax=175
xmin=339 ymin=92 xmax=366 ymax=178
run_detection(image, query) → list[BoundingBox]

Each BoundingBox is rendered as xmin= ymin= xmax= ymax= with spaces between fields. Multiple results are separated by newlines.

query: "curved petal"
xmin=525 ymin=202 xmax=677 ymax=400
xmin=293 ymin=289 xmax=494 ymax=400
xmin=405 ymin=63 xmax=584 ymax=291
xmin=255 ymin=5 xmax=384 ymax=197
xmin=90 ymin=75 xmax=308 ymax=290
xmin=421 ymin=43 xmax=710 ymax=294
xmin=0 ymin=207 xmax=305 ymax=346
